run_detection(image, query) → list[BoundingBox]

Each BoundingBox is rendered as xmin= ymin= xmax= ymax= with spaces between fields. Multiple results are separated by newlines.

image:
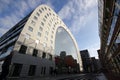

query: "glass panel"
xmin=55 ymin=27 xmax=80 ymax=74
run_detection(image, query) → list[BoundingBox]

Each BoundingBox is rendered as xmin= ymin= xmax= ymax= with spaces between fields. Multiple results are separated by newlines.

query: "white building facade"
xmin=0 ymin=5 xmax=83 ymax=78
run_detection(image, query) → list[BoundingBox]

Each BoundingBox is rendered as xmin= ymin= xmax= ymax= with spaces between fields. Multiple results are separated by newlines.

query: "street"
xmin=7 ymin=73 xmax=107 ymax=80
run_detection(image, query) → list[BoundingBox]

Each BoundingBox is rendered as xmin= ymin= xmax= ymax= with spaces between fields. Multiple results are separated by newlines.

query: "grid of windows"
xmin=28 ymin=26 xmax=33 ymax=32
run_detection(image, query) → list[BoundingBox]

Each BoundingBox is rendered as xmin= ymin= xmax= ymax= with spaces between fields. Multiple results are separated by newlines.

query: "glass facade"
xmin=55 ymin=27 xmax=80 ymax=74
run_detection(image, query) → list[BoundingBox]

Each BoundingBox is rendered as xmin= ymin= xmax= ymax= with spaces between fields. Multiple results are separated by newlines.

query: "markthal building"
xmin=0 ymin=5 xmax=83 ymax=78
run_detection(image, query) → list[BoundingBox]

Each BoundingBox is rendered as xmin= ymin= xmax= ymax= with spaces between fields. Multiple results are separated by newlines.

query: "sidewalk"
xmin=7 ymin=74 xmax=85 ymax=80
xmin=30 ymin=74 xmax=85 ymax=80
xmin=95 ymin=73 xmax=108 ymax=80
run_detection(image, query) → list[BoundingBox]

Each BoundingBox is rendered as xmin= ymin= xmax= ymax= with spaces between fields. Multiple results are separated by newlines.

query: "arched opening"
xmin=54 ymin=27 xmax=80 ymax=74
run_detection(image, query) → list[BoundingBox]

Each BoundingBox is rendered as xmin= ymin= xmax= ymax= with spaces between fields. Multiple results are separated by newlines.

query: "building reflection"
xmin=55 ymin=51 xmax=80 ymax=74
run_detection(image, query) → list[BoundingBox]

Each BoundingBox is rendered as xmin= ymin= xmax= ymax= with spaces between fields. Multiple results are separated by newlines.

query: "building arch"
xmin=14 ymin=4 xmax=83 ymax=71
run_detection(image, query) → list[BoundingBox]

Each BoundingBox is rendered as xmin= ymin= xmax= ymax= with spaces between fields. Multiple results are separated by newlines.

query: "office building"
xmin=98 ymin=0 xmax=120 ymax=79
xmin=80 ymin=50 xmax=91 ymax=73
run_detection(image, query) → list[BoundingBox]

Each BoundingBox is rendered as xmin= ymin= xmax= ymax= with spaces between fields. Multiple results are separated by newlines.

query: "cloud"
xmin=0 ymin=0 xmax=11 ymax=13
xmin=0 ymin=0 xmax=55 ymax=37
xmin=58 ymin=0 xmax=98 ymax=35
xmin=86 ymin=43 xmax=100 ymax=59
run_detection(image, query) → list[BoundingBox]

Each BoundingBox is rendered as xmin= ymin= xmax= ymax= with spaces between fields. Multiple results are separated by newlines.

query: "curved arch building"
xmin=0 ymin=5 xmax=82 ymax=77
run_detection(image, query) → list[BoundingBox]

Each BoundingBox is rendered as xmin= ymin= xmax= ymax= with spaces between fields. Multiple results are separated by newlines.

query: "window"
xmin=54 ymin=24 xmax=56 ymax=27
xmin=45 ymin=7 xmax=47 ymax=10
xmin=49 ymin=13 xmax=51 ymax=15
xmin=39 ymin=9 xmax=42 ymax=13
xmin=19 ymin=45 xmax=27 ymax=54
xmin=43 ymin=18 xmax=46 ymax=22
xmin=28 ymin=65 xmax=36 ymax=76
xmin=47 ymin=13 xmax=49 ymax=17
xmin=39 ymin=27 xmax=43 ymax=31
xmin=49 ymin=8 xmax=51 ymax=11
xmin=12 ymin=63 xmax=23 ymax=77
xmin=25 ymin=33 xmax=30 ymax=39
xmin=45 ymin=15 xmax=47 ymax=19
xmin=53 ymin=27 xmax=55 ymax=30
xmin=42 ymin=52 xmax=46 ymax=58
xmin=41 ymin=7 xmax=44 ymax=11
xmin=41 ymin=22 xmax=44 ymax=26
xmin=34 ymin=16 xmax=38 ymax=20
xmin=36 ymin=12 xmax=40 ymax=16
xmin=28 ymin=26 xmax=33 ymax=32
xmin=31 ymin=20 xmax=35 ymax=25
xmin=52 ymin=31 xmax=54 ymax=34
xmin=32 ymin=49 xmax=38 ymax=57
xmin=37 ymin=32 xmax=41 ymax=37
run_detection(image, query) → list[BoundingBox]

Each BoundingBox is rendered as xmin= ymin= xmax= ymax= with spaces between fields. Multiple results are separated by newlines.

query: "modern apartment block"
xmin=0 ymin=5 xmax=83 ymax=78
xmin=98 ymin=0 xmax=120 ymax=79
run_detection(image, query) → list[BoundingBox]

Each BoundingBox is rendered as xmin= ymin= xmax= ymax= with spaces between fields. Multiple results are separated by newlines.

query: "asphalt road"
xmin=7 ymin=73 xmax=107 ymax=80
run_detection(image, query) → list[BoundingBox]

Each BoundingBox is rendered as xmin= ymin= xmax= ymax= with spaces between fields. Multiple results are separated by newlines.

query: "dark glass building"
xmin=98 ymin=0 xmax=120 ymax=79
xmin=80 ymin=50 xmax=91 ymax=73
